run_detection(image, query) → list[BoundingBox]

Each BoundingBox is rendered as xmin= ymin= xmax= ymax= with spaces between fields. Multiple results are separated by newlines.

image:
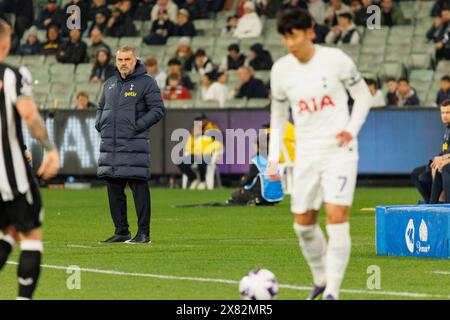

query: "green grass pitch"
xmin=0 ymin=187 xmax=449 ymax=300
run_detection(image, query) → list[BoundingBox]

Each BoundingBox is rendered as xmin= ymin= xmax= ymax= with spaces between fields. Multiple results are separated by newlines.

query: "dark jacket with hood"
xmin=95 ymin=60 xmax=166 ymax=181
xmin=249 ymin=44 xmax=273 ymax=71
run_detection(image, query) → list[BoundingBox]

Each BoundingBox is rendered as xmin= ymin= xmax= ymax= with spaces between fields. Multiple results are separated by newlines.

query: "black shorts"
xmin=0 ymin=184 xmax=43 ymax=233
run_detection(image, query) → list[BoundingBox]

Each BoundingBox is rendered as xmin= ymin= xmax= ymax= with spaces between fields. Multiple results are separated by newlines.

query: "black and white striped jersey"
xmin=0 ymin=62 xmax=33 ymax=202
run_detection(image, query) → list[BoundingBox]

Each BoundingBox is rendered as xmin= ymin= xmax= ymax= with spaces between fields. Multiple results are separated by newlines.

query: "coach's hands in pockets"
xmin=336 ymin=131 xmax=353 ymax=147
xmin=37 ymin=149 xmax=61 ymax=180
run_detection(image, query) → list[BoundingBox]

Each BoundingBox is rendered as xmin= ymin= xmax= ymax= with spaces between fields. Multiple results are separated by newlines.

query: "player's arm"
xmin=268 ymin=64 xmax=289 ymax=179
xmin=14 ymin=67 xmax=60 ymax=179
xmin=338 ymin=52 xmax=372 ymax=147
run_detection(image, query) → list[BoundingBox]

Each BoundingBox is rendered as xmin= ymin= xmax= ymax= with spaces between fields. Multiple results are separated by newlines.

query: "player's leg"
xmin=0 ymin=226 xmax=18 ymax=270
xmin=291 ymin=159 xmax=327 ymax=299
xmin=321 ymin=154 xmax=357 ymax=300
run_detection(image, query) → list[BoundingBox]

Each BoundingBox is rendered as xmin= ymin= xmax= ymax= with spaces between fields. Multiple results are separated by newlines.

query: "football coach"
xmin=95 ymin=46 xmax=165 ymax=244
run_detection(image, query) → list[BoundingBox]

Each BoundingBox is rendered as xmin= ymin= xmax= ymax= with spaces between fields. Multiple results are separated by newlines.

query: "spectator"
xmin=74 ymin=91 xmax=96 ymax=110
xmin=151 ymin=0 xmax=179 ymax=24
xmin=235 ymin=0 xmax=249 ymax=18
xmin=57 ymin=29 xmax=87 ymax=64
xmin=427 ymin=8 xmax=450 ymax=61
xmin=258 ymin=0 xmax=284 ymax=19
xmin=87 ymin=28 xmax=111 ymax=63
xmin=365 ymin=78 xmax=386 ymax=108
xmin=431 ymin=0 xmax=450 ymax=17
xmin=89 ymin=0 xmax=111 ymax=21
xmin=233 ymin=2 xmax=263 ymax=39
xmin=308 ymin=0 xmax=327 ymax=25
xmin=351 ymin=0 xmax=367 ymax=26
xmin=172 ymin=9 xmax=196 ymax=37
xmin=105 ymin=0 xmax=137 ymax=37
xmin=145 ymin=57 xmax=167 ymax=89
xmin=172 ymin=37 xmax=195 ymax=71
xmin=221 ymin=15 xmax=239 ymax=37
xmin=312 ymin=17 xmax=330 ymax=44
xmin=282 ymin=0 xmax=308 ymax=11
xmin=40 ymin=24 xmax=61 ymax=56
xmin=220 ymin=43 xmax=246 ymax=71
xmin=325 ymin=12 xmax=360 ymax=45
xmin=37 ymin=0 xmax=65 ymax=30
xmin=143 ymin=9 xmax=175 ymax=44
xmin=201 ymin=70 xmax=230 ymax=107
xmin=85 ymin=9 xmax=110 ymax=36
xmin=90 ymin=48 xmax=115 ymax=83
xmin=324 ymin=0 xmax=352 ymax=27
xmin=17 ymin=26 xmax=41 ymax=56
xmin=380 ymin=0 xmax=406 ymax=27
xmin=393 ymin=78 xmax=421 ymax=107
xmin=180 ymin=0 xmax=208 ymax=20
xmin=11 ymin=0 xmax=34 ymax=39
xmin=385 ymin=77 xmax=398 ymax=106
xmin=192 ymin=49 xmax=215 ymax=76
xmin=163 ymin=73 xmax=192 ymax=100
xmin=167 ymin=58 xmax=195 ymax=90
xmin=248 ymin=43 xmax=273 ymax=71
xmin=235 ymin=66 xmax=268 ymax=99
xmin=133 ymin=0 xmax=154 ymax=20
xmin=437 ymin=75 xmax=450 ymax=106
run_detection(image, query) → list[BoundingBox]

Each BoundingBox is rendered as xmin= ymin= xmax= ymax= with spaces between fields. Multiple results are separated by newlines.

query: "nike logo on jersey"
xmin=298 ymin=95 xmax=335 ymax=114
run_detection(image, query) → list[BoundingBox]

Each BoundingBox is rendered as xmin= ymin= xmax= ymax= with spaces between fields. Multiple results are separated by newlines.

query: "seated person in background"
xmin=17 ymin=26 xmax=41 ymax=56
xmin=180 ymin=0 xmax=208 ymax=20
xmin=247 ymin=43 xmax=273 ymax=71
xmin=57 ymin=28 xmax=87 ymax=64
xmin=390 ymin=78 xmax=421 ymax=107
xmin=426 ymin=8 xmax=450 ymax=61
xmin=233 ymin=2 xmax=263 ymax=39
xmin=437 ymin=75 xmax=450 ymax=106
xmin=37 ymin=0 xmax=65 ymax=30
xmin=192 ymin=49 xmax=215 ymax=76
xmin=172 ymin=37 xmax=195 ymax=71
xmin=172 ymin=9 xmax=196 ymax=37
xmin=365 ymin=78 xmax=386 ymax=108
xmin=324 ymin=0 xmax=352 ymax=26
xmin=177 ymin=113 xmax=223 ymax=190
xmin=167 ymin=58 xmax=195 ymax=90
xmin=143 ymin=9 xmax=175 ymax=44
xmin=351 ymin=0 xmax=367 ymax=26
xmin=105 ymin=0 xmax=137 ymax=37
xmin=385 ymin=77 xmax=398 ymax=106
xmin=325 ymin=12 xmax=360 ymax=45
xmin=40 ymin=24 xmax=61 ymax=56
xmin=235 ymin=66 xmax=269 ymax=99
xmin=145 ymin=57 xmax=167 ymax=90
xmin=426 ymin=99 xmax=450 ymax=203
xmin=312 ymin=17 xmax=330 ymax=44
xmin=151 ymin=0 xmax=179 ymax=24
xmin=90 ymin=48 xmax=115 ymax=83
xmin=219 ymin=43 xmax=246 ymax=72
xmin=380 ymin=0 xmax=406 ymax=26
xmin=221 ymin=15 xmax=239 ymax=36
xmin=201 ymin=70 xmax=230 ymax=108
xmin=87 ymin=27 xmax=110 ymax=63
xmin=162 ymin=73 xmax=192 ymax=100
xmin=228 ymin=131 xmax=284 ymax=206
xmin=74 ymin=91 xmax=97 ymax=110
xmin=85 ymin=9 xmax=110 ymax=36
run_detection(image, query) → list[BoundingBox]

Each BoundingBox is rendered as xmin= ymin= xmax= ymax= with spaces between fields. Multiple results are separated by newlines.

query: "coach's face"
xmin=283 ymin=28 xmax=315 ymax=59
xmin=441 ymin=106 xmax=450 ymax=125
xmin=116 ymin=50 xmax=136 ymax=78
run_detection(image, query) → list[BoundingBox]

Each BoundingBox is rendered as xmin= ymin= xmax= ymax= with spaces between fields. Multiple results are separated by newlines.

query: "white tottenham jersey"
xmin=268 ymin=45 xmax=371 ymax=161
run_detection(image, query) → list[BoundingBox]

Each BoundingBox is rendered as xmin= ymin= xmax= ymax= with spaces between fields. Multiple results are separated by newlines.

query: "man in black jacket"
xmin=95 ymin=46 xmax=165 ymax=243
xmin=235 ymin=66 xmax=269 ymax=99
xmin=427 ymin=8 xmax=450 ymax=61
xmin=57 ymin=29 xmax=87 ymax=64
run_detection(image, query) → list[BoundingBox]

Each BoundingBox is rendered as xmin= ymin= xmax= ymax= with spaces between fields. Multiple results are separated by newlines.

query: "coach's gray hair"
xmin=116 ymin=45 xmax=137 ymax=56
xmin=0 ymin=19 xmax=11 ymax=40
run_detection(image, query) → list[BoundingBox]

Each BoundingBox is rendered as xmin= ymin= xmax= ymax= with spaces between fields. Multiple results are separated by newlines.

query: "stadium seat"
xmin=194 ymin=99 xmax=221 ymax=108
xmin=378 ymin=62 xmax=405 ymax=81
xmin=239 ymin=37 xmax=265 ymax=53
xmin=21 ymin=55 xmax=46 ymax=67
xmin=423 ymin=92 xmax=437 ymax=108
xmin=410 ymin=36 xmax=435 ymax=55
xmin=193 ymin=19 xmax=216 ymax=34
xmin=246 ymin=98 xmax=270 ymax=108
xmin=49 ymin=63 xmax=75 ymax=75
xmin=263 ymin=33 xmax=283 ymax=46
xmin=410 ymin=80 xmax=431 ymax=92
xmin=409 ymin=69 xmax=434 ymax=81
xmin=30 ymin=69 xmax=51 ymax=84
xmin=359 ymin=53 xmax=384 ymax=72
xmin=74 ymin=73 xmax=91 ymax=83
xmin=141 ymin=21 xmax=152 ymax=37
xmin=103 ymin=37 xmax=119 ymax=48
xmin=191 ymin=36 xmax=215 ymax=52
xmin=360 ymin=42 xmax=384 ymax=55
xmin=139 ymin=44 xmax=166 ymax=61
xmin=415 ymin=1 xmax=435 ymax=19
xmin=383 ymin=51 xmax=408 ymax=64
xmin=5 ymin=55 xmax=21 ymax=66
xmin=34 ymin=83 xmax=51 ymax=94
xmin=51 ymin=72 xmax=75 ymax=84
xmin=75 ymin=63 xmax=92 ymax=75
xmin=436 ymin=60 xmax=450 ymax=74
xmin=33 ymin=92 xmax=47 ymax=109
xmin=167 ymin=99 xmax=194 ymax=109
xmin=361 ymin=71 xmax=378 ymax=82
xmin=51 ymin=82 xmax=75 ymax=95
xmin=254 ymin=71 xmax=270 ymax=84
xmin=223 ymin=99 xmax=247 ymax=109
xmin=75 ymin=82 xmax=101 ymax=99
xmin=119 ymin=36 xmax=142 ymax=48
xmin=44 ymin=55 xmax=58 ymax=65
xmin=399 ymin=1 xmax=415 ymax=19
xmin=407 ymin=53 xmax=432 ymax=70
xmin=46 ymin=93 xmax=73 ymax=109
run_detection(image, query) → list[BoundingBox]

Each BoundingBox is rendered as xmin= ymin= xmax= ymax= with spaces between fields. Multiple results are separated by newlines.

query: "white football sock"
xmin=324 ymin=222 xmax=351 ymax=299
xmin=293 ymin=223 xmax=327 ymax=287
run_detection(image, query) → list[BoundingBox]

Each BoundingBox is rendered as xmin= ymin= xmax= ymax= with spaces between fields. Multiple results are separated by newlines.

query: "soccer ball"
xmin=239 ymin=269 xmax=279 ymax=300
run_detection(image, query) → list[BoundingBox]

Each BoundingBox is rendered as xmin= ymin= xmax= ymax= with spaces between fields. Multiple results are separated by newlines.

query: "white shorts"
xmin=291 ymin=148 xmax=358 ymax=214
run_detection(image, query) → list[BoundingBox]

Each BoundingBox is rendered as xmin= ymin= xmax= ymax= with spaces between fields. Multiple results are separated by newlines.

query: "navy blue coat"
xmin=95 ymin=60 xmax=165 ymax=181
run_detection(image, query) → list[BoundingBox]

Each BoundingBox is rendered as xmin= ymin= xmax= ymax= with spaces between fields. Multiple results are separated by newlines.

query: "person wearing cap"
xmin=167 ymin=58 xmax=195 ymax=90
xmin=325 ymin=12 xmax=360 ymax=45
xmin=219 ymin=43 xmax=246 ymax=71
xmin=178 ymin=114 xmax=223 ymax=190
xmin=172 ymin=9 xmax=196 ymax=37
xmin=143 ymin=8 xmax=175 ymax=44
xmin=37 ymin=0 xmax=65 ymax=30
xmin=151 ymin=0 xmax=179 ymax=24
xmin=201 ymin=70 xmax=231 ymax=108
xmin=17 ymin=26 xmax=41 ymax=56
xmin=192 ymin=49 xmax=214 ymax=76
xmin=172 ymin=37 xmax=195 ymax=71
xmin=233 ymin=1 xmax=263 ymax=39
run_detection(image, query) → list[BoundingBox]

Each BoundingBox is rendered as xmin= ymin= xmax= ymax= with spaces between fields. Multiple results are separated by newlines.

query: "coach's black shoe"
xmin=101 ymin=233 xmax=131 ymax=243
xmin=126 ymin=234 xmax=151 ymax=244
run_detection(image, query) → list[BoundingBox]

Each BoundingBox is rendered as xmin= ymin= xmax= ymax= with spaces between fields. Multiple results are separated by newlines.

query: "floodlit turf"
xmin=0 ymin=187 xmax=449 ymax=300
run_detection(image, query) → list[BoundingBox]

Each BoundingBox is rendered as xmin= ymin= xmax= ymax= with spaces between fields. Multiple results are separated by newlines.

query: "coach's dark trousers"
xmin=411 ymin=165 xmax=433 ymax=203
xmin=106 ymin=178 xmax=151 ymax=237
xmin=430 ymin=164 xmax=450 ymax=204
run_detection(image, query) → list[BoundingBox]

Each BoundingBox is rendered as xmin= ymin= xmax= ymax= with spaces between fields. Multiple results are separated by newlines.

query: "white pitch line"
xmin=6 ymin=261 xmax=450 ymax=299
xmin=433 ymin=271 xmax=450 ymax=275
xmin=67 ymin=244 xmax=93 ymax=249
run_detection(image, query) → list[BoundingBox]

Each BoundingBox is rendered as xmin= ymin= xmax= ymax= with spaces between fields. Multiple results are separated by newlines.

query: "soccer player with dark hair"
xmin=267 ymin=8 xmax=372 ymax=300
xmin=0 ymin=19 xmax=60 ymax=300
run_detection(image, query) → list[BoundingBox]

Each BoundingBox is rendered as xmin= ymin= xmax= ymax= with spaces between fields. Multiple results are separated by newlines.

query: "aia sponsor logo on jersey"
xmin=298 ymin=95 xmax=335 ymax=114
